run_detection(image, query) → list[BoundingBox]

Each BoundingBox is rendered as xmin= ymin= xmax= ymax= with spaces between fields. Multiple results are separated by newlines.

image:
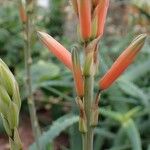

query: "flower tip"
xmin=37 ymin=31 xmax=45 ymax=39
xmin=131 ymin=33 xmax=147 ymax=50
xmin=133 ymin=33 xmax=147 ymax=44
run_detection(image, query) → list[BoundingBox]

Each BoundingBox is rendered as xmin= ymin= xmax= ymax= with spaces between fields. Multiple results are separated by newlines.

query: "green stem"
xmin=22 ymin=1 xmax=41 ymax=149
xmin=83 ymin=75 xmax=94 ymax=150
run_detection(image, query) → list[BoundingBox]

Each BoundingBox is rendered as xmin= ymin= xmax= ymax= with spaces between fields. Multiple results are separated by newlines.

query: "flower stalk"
xmin=37 ymin=0 xmax=146 ymax=150
xmin=19 ymin=0 xmax=41 ymax=149
xmin=83 ymin=74 xmax=94 ymax=150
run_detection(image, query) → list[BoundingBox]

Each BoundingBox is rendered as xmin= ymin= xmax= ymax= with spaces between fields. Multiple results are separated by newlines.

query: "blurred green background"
xmin=0 ymin=0 xmax=150 ymax=150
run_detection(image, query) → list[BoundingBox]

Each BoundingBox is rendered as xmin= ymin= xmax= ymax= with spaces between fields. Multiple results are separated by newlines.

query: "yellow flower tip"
xmin=99 ymin=34 xmax=147 ymax=90
xmin=37 ymin=31 xmax=73 ymax=71
xmin=131 ymin=34 xmax=147 ymax=48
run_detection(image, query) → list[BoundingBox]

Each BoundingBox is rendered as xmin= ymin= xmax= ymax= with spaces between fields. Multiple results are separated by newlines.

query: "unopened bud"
xmin=19 ymin=0 xmax=27 ymax=23
xmin=7 ymin=102 xmax=19 ymax=129
xmin=12 ymin=81 xmax=21 ymax=110
xmin=1 ymin=114 xmax=12 ymax=136
xmin=99 ymin=34 xmax=147 ymax=90
xmin=0 ymin=85 xmax=11 ymax=116
xmin=72 ymin=47 xmax=84 ymax=97
xmin=0 ymin=59 xmax=15 ymax=97
xmin=77 ymin=0 xmax=92 ymax=41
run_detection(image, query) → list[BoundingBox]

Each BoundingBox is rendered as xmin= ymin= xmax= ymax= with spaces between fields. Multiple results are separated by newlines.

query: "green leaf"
xmin=31 ymin=60 xmax=60 ymax=83
xmin=99 ymin=108 xmax=123 ymax=123
xmin=113 ymin=127 xmax=127 ymax=147
xmin=30 ymin=114 xmax=79 ymax=150
xmin=117 ymin=79 xmax=149 ymax=106
xmin=122 ymin=59 xmax=150 ymax=81
xmin=69 ymin=124 xmax=82 ymax=150
xmin=43 ymin=86 xmax=73 ymax=101
xmin=94 ymin=134 xmax=105 ymax=150
xmin=123 ymin=119 xmax=142 ymax=150
xmin=94 ymin=128 xmax=115 ymax=139
xmin=124 ymin=106 xmax=141 ymax=119
xmin=39 ymin=80 xmax=73 ymax=88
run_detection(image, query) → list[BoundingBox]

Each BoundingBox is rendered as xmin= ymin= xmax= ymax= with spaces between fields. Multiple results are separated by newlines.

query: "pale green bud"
xmin=0 ymin=85 xmax=11 ymax=116
xmin=0 ymin=59 xmax=15 ymax=97
xmin=7 ymin=102 xmax=19 ymax=129
xmin=1 ymin=114 xmax=12 ymax=136
xmin=12 ymin=81 xmax=21 ymax=110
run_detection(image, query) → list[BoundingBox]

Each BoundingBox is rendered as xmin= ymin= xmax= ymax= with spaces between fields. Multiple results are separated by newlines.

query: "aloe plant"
xmin=36 ymin=1 xmax=147 ymax=150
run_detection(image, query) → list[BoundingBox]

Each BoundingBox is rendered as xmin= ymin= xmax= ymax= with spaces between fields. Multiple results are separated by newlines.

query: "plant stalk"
xmin=83 ymin=75 xmax=94 ymax=150
xmin=22 ymin=1 xmax=41 ymax=149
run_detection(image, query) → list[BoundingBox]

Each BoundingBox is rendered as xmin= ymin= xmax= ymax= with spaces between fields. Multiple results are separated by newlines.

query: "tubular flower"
xmin=77 ymin=0 xmax=92 ymax=41
xmin=37 ymin=31 xmax=72 ymax=70
xmin=99 ymin=34 xmax=147 ymax=90
xmin=19 ymin=0 xmax=27 ymax=23
xmin=72 ymin=48 xmax=84 ymax=97
xmin=96 ymin=0 xmax=109 ymax=37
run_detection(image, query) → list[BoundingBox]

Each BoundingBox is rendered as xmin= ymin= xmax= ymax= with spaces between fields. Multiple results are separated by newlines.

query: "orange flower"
xmin=19 ymin=1 xmax=27 ymax=23
xmin=77 ymin=0 xmax=91 ymax=41
xmin=99 ymin=34 xmax=147 ymax=90
xmin=95 ymin=0 xmax=109 ymax=37
xmin=72 ymin=48 xmax=84 ymax=97
xmin=37 ymin=31 xmax=72 ymax=70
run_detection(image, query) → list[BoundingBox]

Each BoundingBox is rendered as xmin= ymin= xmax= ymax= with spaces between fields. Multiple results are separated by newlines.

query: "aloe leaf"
xmin=122 ymin=59 xmax=150 ymax=81
xmin=123 ymin=119 xmax=142 ymax=150
xmin=117 ymin=79 xmax=149 ymax=106
xmin=30 ymin=114 xmax=79 ymax=150
xmin=99 ymin=107 xmax=123 ymax=123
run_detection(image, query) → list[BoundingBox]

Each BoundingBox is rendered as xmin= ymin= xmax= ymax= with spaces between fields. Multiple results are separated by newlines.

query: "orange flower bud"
xmin=72 ymin=47 xmax=84 ymax=97
xmin=95 ymin=0 xmax=109 ymax=37
xmin=77 ymin=0 xmax=92 ymax=41
xmin=99 ymin=34 xmax=147 ymax=90
xmin=37 ymin=31 xmax=72 ymax=70
xmin=19 ymin=1 xmax=27 ymax=23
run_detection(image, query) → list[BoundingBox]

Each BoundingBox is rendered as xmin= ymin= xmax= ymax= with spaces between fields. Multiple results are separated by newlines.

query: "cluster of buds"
xmin=37 ymin=32 xmax=147 ymax=131
xmin=71 ymin=0 xmax=109 ymax=42
xmin=37 ymin=0 xmax=147 ymax=132
xmin=0 ymin=59 xmax=22 ymax=150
